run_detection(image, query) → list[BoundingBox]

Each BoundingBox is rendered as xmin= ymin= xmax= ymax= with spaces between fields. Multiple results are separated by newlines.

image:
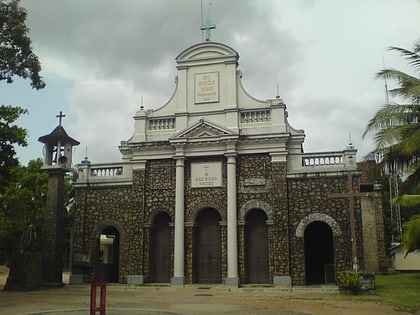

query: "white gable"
xmin=121 ymin=41 xmax=311 ymax=163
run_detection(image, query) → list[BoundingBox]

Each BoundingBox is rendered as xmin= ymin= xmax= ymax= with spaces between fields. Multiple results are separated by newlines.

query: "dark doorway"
xmin=97 ymin=226 xmax=120 ymax=283
xmin=245 ymin=209 xmax=269 ymax=284
xmin=151 ymin=212 xmax=172 ymax=283
xmin=304 ymin=221 xmax=334 ymax=285
xmin=194 ymin=208 xmax=222 ymax=284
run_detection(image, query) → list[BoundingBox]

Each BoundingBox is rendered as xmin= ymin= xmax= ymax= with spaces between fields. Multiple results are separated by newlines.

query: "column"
xmin=225 ymin=154 xmax=239 ymax=286
xmin=42 ymin=167 xmax=66 ymax=287
xmin=171 ymin=157 xmax=185 ymax=285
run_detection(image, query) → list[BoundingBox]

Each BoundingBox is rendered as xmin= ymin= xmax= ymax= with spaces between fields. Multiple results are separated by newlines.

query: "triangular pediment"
xmin=171 ymin=118 xmax=235 ymax=140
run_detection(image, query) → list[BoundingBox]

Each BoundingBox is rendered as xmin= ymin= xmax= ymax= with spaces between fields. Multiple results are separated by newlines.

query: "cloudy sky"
xmin=1 ymin=0 xmax=419 ymax=166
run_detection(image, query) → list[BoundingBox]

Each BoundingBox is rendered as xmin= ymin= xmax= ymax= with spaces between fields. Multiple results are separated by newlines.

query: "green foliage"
xmin=337 ymin=274 xmax=420 ymax=313
xmin=0 ymin=159 xmax=48 ymax=261
xmin=20 ymin=223 xmax=37 ymax=252
xmin=0 ymin=105 xmax=28 ymax=190
xmin=364 ymin=39 xmax=420 ymax=195
xmin=374 ymin=273 xmax=420 ymax=313
xmin=393 ymin=194 xmax=420 ymax=208
xmin=0 ymin=0 xmax=45 ymax=89
xmin=338 ymin=271 xmax=361 ymax=290
xmin=402 ymin=215 xmax=420 ymax=256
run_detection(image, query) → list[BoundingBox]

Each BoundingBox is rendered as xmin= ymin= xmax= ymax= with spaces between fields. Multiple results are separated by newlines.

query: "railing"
xmin=148 ymin=117 xmax=175 ymax=130
xmin=302 ymin=155 xmax=343 ymax=167
xmin=288 ymin=149 xmax=357 ymax=175
xmin=75 ymin=162 xmax=133 ymax=186
xmin=90 ymin=166 xmax=123 ymax=177
xmin=240 ymin=110 xmax=271 ymax=123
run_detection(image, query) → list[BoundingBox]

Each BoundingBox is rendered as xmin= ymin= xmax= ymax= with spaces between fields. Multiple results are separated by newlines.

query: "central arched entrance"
xmin=245 ymin=209 xmax=269 ymax=284
xmin=98 ymin=226 xmax=120 ymax=283
xmin=304 ymin=221 xmax=334 ymax=284
xmin=194 ymin=208 xmax=222 ymax=284
xmin=151 ymin=212 xmax=172 ymax=283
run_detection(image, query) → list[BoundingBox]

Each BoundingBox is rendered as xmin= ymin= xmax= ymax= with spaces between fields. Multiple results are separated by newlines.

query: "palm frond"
xmin=392 ymin=194 xmax=420 ymax=207
xmin=388 ymin=43 xmax=420 ymax=74
xmin=377 ymin=69 xmax=420 ymax=100
xmin=364 ymin=103 xmax=420 ymax=138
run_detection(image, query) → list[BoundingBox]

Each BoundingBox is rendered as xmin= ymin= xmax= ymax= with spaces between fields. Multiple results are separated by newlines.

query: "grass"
xmin=338 ymin=273 xmax=420 ymax=313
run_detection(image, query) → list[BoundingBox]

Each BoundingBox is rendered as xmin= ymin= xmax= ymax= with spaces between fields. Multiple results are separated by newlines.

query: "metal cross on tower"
xmin=56 ymin=111 xmax=66 ymax=126
xmin=200 ymin=19 xmax=216 ymax=42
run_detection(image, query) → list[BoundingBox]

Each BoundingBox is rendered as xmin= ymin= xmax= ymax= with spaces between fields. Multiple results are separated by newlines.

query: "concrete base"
xmin=225 ymin=277 xmax=240 ymax=287
xmin=273 ymin=276 xmax=292 ymax=287
xmin=127 ymin=275 xmax=144 ymax=285
xmin=69 ymin=274 xmax=83 ymax=284
xmin=171 ymin=276 xmax=185 ymax=285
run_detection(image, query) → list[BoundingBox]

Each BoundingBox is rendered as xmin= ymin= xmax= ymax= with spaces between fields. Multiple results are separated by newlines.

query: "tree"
xmin=364 ymin=39 xmax=420 ymax=254
xmin=402 ymin=215 xmax=420 ymax=257
xmin=364 ymin=40 xmax=420 ymax=191
xmin=0 ymin=0 xmax=47 ymax=264
xmin=0 ymin=105 xmax=27 ymax=191
xmin=0 ymin=0 xmax=45 ymax=89
xmin=1 ymin=0 xmax=45 ymax=194
xmin=0 ymin=159 xmax=48 ymax=262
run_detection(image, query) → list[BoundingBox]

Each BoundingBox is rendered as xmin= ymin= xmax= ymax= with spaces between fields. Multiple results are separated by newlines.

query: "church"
xmin=69 ymin=29 xmax=387 ymax=286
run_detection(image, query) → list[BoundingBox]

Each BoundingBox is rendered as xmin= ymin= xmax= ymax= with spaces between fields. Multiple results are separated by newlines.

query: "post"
xmin=90 ymin=282 xmax=106 ymax=315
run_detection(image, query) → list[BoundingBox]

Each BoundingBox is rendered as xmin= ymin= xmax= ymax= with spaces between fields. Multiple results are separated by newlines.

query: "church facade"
xmin=70 ymin=42 xmax=387 ymax=286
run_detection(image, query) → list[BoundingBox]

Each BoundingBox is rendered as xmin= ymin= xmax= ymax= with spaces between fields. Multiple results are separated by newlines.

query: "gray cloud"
xmin=12 ymin=0 xmax=420 ymax=164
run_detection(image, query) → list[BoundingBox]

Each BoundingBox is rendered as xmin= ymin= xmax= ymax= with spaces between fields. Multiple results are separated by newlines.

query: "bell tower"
xmin=38 ymin=112 xmax=80 ymax=286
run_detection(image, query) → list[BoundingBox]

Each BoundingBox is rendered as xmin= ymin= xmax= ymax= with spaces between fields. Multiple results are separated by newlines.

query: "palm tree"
xmin=364 ymin=40 xmax=420 ymax=194
xmin=364 ymin=39 xmax=420 ymax=254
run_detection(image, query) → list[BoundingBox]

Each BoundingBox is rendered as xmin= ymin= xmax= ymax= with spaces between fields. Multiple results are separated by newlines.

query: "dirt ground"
xmin=0 ymin=266 xmax=413 ymax=315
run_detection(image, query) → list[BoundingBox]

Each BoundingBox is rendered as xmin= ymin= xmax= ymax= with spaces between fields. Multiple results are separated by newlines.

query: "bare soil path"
xmin=0 ymin=267 xmax=411 ymax=315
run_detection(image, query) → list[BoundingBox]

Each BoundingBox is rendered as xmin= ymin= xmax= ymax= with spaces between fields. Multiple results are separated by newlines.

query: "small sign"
xmin=191 ymin=162 xmax=222 ymax=187
xmin=195 ymin=72 xmax=219 ymax=103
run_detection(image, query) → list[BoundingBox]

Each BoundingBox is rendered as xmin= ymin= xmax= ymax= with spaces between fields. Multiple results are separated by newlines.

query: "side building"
xmin=70 ymin=41 xmax=387 ymax=286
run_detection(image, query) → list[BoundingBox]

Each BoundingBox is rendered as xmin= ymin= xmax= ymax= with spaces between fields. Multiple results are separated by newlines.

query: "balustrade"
xmin=148 ymin=118 xmax=175 ymax=130
xmin=91 ymin=167 xmax=123 ymax=177
xmin=302 ymin=154 xmax=344 ymax=167
xmin=240 ymin=110 xmax=271 ymax=123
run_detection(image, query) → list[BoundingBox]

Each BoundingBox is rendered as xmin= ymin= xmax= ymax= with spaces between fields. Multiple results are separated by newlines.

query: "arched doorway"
xmin=194 ymin=208 xmax=222 ymax=284
xmin=98 ymin=226 xmax=120 ymax=283
xmin=151 ymin=212 xmax=172 ymax=283
xmin=304 ymin=221 xmax=334 ymax=284
xmin=245 ymin=209 xmax=269 ymax=284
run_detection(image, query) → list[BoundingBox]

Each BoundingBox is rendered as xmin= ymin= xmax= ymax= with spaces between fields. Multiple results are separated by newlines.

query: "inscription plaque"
xmin=191 ymin=162 xmax=222 ymax=187
xmin=195 ymin=72 xmax=219 ymax=103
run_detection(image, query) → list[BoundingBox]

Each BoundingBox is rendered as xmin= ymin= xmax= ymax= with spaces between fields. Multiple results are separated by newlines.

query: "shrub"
xmin=338 ymin=271 xmax=361 ymax=291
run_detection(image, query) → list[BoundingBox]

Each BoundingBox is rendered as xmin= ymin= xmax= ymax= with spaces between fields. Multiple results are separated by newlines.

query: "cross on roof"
xmin=200 ymin=19 xmax=216 ymax=42
xmin=56 ymin=111 xmax=66 ymax=126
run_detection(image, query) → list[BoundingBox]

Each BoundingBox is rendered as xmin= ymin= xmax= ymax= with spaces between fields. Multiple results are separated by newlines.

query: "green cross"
xmin=200 ymin=19 xmax=216 ymax=42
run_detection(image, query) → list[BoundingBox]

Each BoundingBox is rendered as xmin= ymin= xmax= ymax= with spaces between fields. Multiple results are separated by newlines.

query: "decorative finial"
xmin=56 ymin=111 xmax=66 ymax=126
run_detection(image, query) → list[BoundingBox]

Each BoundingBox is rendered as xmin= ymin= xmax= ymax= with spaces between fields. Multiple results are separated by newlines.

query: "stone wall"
xmin=71 ymin=153 xmax=374 ymax=286
xmin=287 ymin=175 xmax=363 ymax=285
xmin=361 ymin=192 xmax=388 ymax=272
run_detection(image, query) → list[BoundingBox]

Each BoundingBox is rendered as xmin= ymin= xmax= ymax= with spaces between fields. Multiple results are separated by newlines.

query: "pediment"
xmin=176 ymin=42 xmax=239 ymax=64
xmin=171 ymin=118 xmax=235 ymax=140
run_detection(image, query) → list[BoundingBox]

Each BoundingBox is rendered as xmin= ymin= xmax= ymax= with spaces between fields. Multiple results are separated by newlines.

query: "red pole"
xmin=90 ymin=282 xmax=106 ymax=315
xmin=90 ymin=282 xmax=96 ymax=315
xmin=100 ymin=282 xmax=106 ymax=315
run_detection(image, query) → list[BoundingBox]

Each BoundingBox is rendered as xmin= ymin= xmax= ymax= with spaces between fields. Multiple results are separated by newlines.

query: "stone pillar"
xmin=225 ymin=154 xmax=239 ymax=286
xmin=172 ymin=157 xmax=185 ymax=285
xmin=42 ymin=167 xmax=66 ymax=287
